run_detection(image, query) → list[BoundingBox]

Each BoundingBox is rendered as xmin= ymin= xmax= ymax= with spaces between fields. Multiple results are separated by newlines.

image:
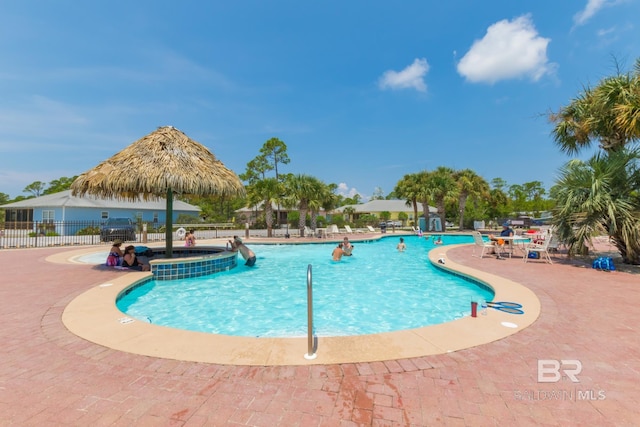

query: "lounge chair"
xmin=524 ymin=234 xmax=554 ymax=264
xmin=304 ymin=226 xmax=315 ymax=238
xmin=326 ymin=224 xmax=340 ymax=237
xmin=471 ymin=231 xmax=495 ymax=258
xmin=343 ymin=225 xmax=355 ymax=234
xmin=366 ymin=225 xmax=376 ymax=233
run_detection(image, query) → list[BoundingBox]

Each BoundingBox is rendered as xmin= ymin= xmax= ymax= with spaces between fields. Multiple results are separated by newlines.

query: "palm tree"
xmin=550 ymin=58 xmax=640 ymax=155
xmin=394 ymin=173 xmax=423 ymax=228
xmin=453 ymin=169 xmax=489 ymax=229
xmin=415 ymin=171 xmax=432 ymax=228
xmin=284 ymin=174 xmax=323 ymax=237
xmin=424 ymin=167 xmax=458 ymax=231
xmin=343 ymin=206 xmax=356 ymax=223
xmin=552 ymin=148 xmax=640 ymax=264
xmin=315 ymin=182 xmax=339 ymax=230
xmin=246 ymin=177 xmax=281 ymax=237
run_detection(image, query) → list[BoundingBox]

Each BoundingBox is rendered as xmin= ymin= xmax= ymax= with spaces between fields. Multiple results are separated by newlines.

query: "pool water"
xmin=116 ymin=235 xmax=494 ymax=337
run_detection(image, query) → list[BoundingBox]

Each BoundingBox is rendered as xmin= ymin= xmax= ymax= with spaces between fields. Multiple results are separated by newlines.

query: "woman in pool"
xmin=397 ymin=237 xmax=406 ymax=252
xmin=122 ymin=245 xmax=150 ymax=271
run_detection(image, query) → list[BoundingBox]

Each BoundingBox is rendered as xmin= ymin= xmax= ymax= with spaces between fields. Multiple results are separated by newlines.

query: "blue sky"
xmin=1 ymin=1 xmax=639 ymax=200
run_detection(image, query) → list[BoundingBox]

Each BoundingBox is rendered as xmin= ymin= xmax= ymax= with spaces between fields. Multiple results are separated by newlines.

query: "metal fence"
xmin=0 ymin=220 xmax=250 ymax=249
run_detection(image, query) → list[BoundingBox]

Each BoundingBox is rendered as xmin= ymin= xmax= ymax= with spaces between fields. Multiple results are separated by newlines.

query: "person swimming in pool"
xmin=342 ymin=237 xmax=354 ymax=256
xmin=230 ymin=236 xmax=256 ymax=266
xmin=332 ymin=243 xmax=345 ymax=261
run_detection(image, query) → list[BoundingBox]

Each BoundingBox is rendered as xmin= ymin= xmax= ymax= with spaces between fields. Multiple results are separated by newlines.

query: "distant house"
xmin=1 ymin=190 xmax=200 ymax=229
xmin=333 ymin=199 xmax=438 ymax=226
xmin=235 ymin=201 xmax=328 ymax=226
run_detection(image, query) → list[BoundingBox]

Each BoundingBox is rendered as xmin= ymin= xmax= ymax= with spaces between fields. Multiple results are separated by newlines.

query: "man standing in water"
xmin=230 ymin=236 xmax=257 ymax=266
xmin=332 ymin=242 xmax=345 ymax=261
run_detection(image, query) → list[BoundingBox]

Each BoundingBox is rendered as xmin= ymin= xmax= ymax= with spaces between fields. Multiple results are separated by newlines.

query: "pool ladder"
xmin=304 ymin=264 xmax=317 ymax=360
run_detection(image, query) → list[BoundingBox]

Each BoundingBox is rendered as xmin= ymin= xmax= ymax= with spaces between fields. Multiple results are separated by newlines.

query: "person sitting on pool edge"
xmin=184 ymin=229 xmax=196 ymax=247
xmin=342 ymin=237 xmax=354 ymax=256
xmin=122 ymin=245 xmax=151 ymax=271
xmin=332 ymin=242 xmax=345 ymax=261
xmin=230 ymin=236 xmax=257 ymax=266
xmin=106 ymin=239 xmax=124 ymax=266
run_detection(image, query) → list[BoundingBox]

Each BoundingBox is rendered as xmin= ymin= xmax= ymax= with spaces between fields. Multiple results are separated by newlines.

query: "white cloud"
xmin=337 ymin=183 xmax=362 ymax=199
xmin=378 ymin=58 xmax=429 ymax=92
xmin=574 ymin=0 xmax=608 ymax=26
xmin=596 ymin=26 xmax=617 ymax=37
xmin=457 ymin=15 xmax=554 ymax=84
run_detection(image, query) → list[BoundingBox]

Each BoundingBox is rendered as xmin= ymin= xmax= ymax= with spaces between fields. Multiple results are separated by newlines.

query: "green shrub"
xmin=77 ymin=226 xmax=100 ymax=235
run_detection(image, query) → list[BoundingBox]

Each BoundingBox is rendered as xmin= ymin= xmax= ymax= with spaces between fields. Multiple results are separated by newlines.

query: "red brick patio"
xmin=0 ymin=240 xmax=638 ymax=426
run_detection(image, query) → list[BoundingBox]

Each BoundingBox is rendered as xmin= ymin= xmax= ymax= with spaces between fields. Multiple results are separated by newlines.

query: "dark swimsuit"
xmin=123 ymin=257 xmax=143 ymax=271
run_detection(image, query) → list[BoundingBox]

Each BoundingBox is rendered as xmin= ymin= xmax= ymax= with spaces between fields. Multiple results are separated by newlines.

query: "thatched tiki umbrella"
xmin=71 ymin=126 xmax=245 ymax=257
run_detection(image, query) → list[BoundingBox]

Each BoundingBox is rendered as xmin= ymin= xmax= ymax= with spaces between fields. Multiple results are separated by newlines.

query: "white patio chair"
xmin=343 ymin=225 xmax=355 ymax=234
xmin=524 ymin=234 xmax=554 ymax=264
xmin=366 ymin=225 xmax=376 ymax=233
xmin=303 ymin=226 xmax=315 ymax=238
xmin=471 ymin=231 xmax=495 ymax=258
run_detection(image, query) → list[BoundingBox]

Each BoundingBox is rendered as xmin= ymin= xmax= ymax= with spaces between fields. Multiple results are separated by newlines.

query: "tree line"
xmin=2 ymin=58 xmax=638 ymax=263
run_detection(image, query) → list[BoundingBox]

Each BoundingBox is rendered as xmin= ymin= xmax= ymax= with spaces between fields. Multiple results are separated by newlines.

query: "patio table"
xmin=494 ymin=235 xmax=530 ymax=258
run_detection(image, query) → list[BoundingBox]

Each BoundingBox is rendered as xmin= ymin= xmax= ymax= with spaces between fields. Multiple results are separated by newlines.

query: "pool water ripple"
xmin=117 ymin=235 xmax=493 ymax=337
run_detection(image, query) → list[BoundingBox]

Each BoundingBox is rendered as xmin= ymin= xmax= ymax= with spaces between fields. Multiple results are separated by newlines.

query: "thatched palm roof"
xmin=71 ymin=126 xmax=244 ymax=257
xmin=71 ymin=126 xmax=244 ymax=200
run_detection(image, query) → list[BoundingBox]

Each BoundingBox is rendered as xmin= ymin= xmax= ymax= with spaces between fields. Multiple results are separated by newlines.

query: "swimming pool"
xmin=116 ymin=235 xmax=494 ymax=337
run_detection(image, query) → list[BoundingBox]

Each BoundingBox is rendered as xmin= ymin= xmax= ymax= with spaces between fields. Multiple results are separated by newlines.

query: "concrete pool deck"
xmin=1 ymin=233 xmax=639 ymax=425
xmin=58 ymin=239 xmax=540 ymax=366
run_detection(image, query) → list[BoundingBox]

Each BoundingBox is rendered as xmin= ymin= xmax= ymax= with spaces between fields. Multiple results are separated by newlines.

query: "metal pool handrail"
xmin=304 ymin=264 xmax=317 ymax=360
